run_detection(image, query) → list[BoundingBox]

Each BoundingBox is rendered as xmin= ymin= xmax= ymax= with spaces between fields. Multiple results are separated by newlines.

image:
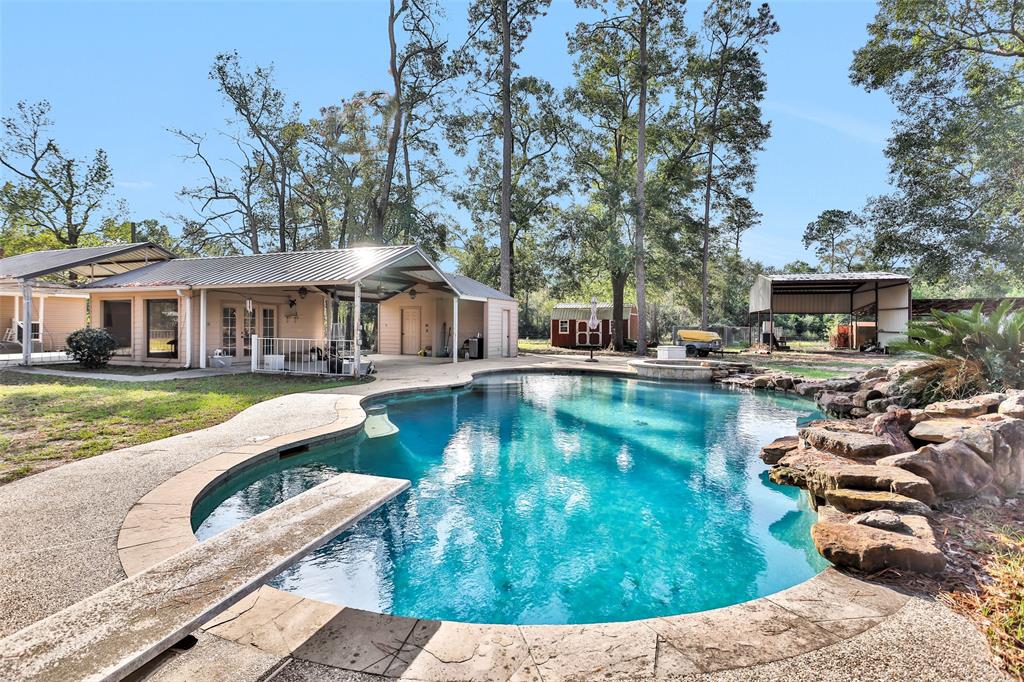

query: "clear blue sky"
xmin=0 ymin=0 xmax=896 ymax=268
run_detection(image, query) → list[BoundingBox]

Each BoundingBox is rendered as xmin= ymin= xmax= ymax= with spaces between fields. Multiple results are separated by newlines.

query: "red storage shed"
xmin=549 ymin=302 xmax=638 ymax=349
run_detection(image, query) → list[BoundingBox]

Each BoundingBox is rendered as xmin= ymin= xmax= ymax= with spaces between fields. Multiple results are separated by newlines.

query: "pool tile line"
xmin=113 ymin=359 xmax=914 ymax=681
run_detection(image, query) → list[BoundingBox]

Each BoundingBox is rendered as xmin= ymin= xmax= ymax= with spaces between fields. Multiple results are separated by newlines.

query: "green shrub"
xmin=66 ymin=328 xmax=118 ymax=369
xmin=893 ymin=301 xmax=1024 ymax=403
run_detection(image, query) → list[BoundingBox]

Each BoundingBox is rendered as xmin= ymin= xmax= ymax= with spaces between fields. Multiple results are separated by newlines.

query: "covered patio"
xmin=83 ymin=245 xmax=515 ymax=377
xmin=0 ymin=243 xmax=175 ymax=366
xmin=748 ymin=272 xmax=911 ymax=350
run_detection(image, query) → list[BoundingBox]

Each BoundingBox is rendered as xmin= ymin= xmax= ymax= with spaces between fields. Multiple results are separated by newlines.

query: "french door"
xmin=221 ymin=303 xmax=276 ymax=361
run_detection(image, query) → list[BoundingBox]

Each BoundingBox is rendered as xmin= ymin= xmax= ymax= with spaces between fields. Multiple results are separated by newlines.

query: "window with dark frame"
xmin=102 ymin=300 xmax=132 ymax=356
xmin=146 ymin=299 xmax=179 ymax=358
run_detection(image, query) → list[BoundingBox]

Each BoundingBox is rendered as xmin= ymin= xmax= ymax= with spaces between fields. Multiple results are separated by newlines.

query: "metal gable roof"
xmin=0 ymin=242 xmax=175 ymax=281
xmin=551 ymin=302 xmax=635 ymax=320
xmin=85 ymin=245 xmax=420 ymax=289
xmin=444 ymin=273 xmax=515 ymax=301
xmin=81 ymin=245 xmax=521 ymax=304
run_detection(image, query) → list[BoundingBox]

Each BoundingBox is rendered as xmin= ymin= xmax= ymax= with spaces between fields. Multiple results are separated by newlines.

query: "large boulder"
xmin=823 ymin=488 xmax=932 ymax=515
xmin=795 ymin=381 xmax=825 ymax=397
xmin=820 ymin=378 xmax=861 ymax=392
xmin=924 ymin=399 xmax=989 ymax=419
xmin=806 ymin=463 xmax=936 ymax=506
xmin=858 ymin=367 xmax=889 ymax=381
xmin=852 ymin=388 xmax=884 ymax=408
xmin=877 ymin=441 xmax=1000 ymax=500
xmin=812 ymin=521 xmax=946 ymax=575
xmin=850 ymin=509 xmax=907 ymax=533
xmin=771 ymin=448 xmax=845 ymax=487
xmin=817 ymin=391 xmax=854 ymax=416
xmin=998 ymin=393 xmax=1024 ymax=419
xmin=867 ymin=396 xmax=901 ymax=413
xmin=873 ymin=409 xmax=916 ymax=454
xmin=771 ymin=375 xmax=795 ymax=391
xmin=982 ymin=419 xmax=1024 ymax=495
xmin=800 ymin=426 xmax=897 ymax=459
xmin=909 ymin=417 xmax=980 ymax=443
xmin=760 ymin=435 xmax=799 ymax=465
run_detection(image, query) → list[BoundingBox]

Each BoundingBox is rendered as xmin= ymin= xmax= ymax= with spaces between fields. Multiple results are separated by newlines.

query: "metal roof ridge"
xmin=160 ymin=244 xmax=413 ymax=263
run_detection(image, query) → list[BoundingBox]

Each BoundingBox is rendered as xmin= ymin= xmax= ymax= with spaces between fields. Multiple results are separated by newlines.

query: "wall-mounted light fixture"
xmin=298 ymin=286 xmax=308 ymax=299
xmin=409 ymin=289 xmax=418 ymax=300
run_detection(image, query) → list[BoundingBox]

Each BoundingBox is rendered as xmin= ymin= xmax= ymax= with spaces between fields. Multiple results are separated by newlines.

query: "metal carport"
xmin=748 ymin=272 xmax=911 ymax=350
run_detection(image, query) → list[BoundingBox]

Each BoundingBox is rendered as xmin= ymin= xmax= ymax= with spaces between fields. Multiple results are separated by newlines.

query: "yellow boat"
xmin=674 ymin=329 xmax=723 ymax=356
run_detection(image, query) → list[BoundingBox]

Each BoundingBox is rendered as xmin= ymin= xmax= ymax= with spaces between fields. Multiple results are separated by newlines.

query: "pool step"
xmin=0 ymin=472 xmax=410 ymax=682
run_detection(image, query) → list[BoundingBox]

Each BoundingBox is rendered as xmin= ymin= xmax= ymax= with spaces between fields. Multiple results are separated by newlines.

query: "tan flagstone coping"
xmin=116 ymin=365 xmax=911 ymax=681
xmin=1 ymin=473 xmax=410 ymax=682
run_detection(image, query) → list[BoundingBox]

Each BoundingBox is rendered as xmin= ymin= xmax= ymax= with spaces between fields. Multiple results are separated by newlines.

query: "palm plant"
xmin=892 ymin=301 xmax=1024 ymax=403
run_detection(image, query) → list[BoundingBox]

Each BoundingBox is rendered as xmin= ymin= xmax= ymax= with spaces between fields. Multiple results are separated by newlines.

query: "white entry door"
xmin=501 ymin=309 xmax=511 ymax=357
xmin=401 ymin=307 xmax=421 ymax=355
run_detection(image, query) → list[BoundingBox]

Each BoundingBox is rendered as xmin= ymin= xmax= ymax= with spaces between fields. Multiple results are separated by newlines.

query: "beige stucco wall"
xmin=2 ymin=293 xmax=87 ymax=351
xmin=485 ymin=300 xmax=518 ymax=358
xmin=379 ymin=290 xmax=448 ymax=356
xmin=379 ymin=291 xmax=490 ymax=358
xmin=193 ymin=289 xmax=325 ymax=366
xmin=89 ymin=287 xmax=326 ymax=367
xmin=0 ymin=295 xmax=13 ymax=338
xmin=40 ymin=297 xmax=87 ymax=350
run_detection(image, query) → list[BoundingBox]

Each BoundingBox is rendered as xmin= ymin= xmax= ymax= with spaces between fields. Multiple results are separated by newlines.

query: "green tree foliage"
xmin=0 ymin=101 xmax=115 ymax=248
xmin=462 ymin=0 xmax=553 ymax=295
xmin=451 ymin=76 xmax=567 ymax=297
xmin=675 ymin=0 xmax=777 ymax=329
xmin=851 ymin=0 xmax=1024 ymax=287
xmin=554 ymin=22 xmax=645 ymax=350
xmin=802 ymin=209 xmax=863 ymax=272
xmin=894 ymin=301 xmax=1024 ymax=401
xmin=576 ymin=0 xmax=689 ymax=352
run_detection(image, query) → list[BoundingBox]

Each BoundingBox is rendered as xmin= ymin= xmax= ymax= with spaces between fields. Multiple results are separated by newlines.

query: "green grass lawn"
xmin=0 ymin=371 xmax=364 ymax=484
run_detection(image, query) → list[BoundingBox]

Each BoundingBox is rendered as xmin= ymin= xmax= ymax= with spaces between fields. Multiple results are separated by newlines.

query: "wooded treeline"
xmin=2 ymin=0 xmax=1022 ymax=347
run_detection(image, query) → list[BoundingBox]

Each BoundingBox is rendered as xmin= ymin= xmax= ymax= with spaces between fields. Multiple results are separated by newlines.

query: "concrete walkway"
xmin=0 ymin=356 xmax=1006 ymax=681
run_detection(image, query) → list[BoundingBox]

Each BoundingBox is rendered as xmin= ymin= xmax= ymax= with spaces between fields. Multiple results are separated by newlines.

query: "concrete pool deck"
xmin=0 ymin=355 xmax=1007 ymax=681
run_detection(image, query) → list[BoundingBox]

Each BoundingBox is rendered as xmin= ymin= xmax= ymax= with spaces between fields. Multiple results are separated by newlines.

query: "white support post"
xmin=199 ymin=289 xmax=207 ymax=368
xmin=21 ymin=283 xmax=32 ymax=366
xmin=182 ymin=292 xmax=192 ymax=369
xmin=38 ymin=295 xmax=45 ymax=352
xmin=452 ymin=296 xmax=459 ymax=364
xmin=251 ymin=334 xmax=259 ymax=373
xmin=353 ymin=281 xmax=362 ymax=378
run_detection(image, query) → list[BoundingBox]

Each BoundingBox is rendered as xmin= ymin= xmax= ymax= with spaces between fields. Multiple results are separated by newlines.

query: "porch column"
xmin=38 ymin=295 xmax=45 ymax=352
xmin=182 ymin=290 xmax=192 ymax=369
xmin=21 ymin=282 xmax=32 ymax=366
xmin=199 ymin=289 xmax=208 ymax=368
xmin=353 ymin=281 xmax=361 ymax=377
xmin=452 ymin=296 xmax=459 ymax=364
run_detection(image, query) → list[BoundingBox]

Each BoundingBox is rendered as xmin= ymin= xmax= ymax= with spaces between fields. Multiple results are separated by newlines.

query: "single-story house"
xmin=549 ymin=302 xmax=639 ymax=348
xmin=0 ymin=243 xmax=518 ymax=373
xmin=0 ymin=243 xmax=174 ymax=359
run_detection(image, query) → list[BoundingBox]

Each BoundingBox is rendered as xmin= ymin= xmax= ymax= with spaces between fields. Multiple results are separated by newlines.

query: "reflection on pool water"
xmin=193 ymin=373 xmax=827 ymax=625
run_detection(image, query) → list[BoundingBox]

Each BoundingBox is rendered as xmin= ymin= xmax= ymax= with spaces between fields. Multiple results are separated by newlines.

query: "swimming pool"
xmin=193 ymin=372 xmax=827 ymax=625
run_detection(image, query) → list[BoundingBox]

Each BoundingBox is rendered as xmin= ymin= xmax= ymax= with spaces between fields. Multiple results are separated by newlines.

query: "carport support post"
xmin=199 ymin=289 xmax=207 ymax=368
xmin=353 ymin=281 xmax=362 ymax=378
xmin=452 ymin=296 xmax=459 ymax=364
xmin=21 ymin=282 xmax=32 ymax=366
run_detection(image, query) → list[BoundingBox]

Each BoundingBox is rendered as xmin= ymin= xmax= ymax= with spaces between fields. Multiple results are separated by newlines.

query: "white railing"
xmin=250 ymin=335 xmax=368 ymax=377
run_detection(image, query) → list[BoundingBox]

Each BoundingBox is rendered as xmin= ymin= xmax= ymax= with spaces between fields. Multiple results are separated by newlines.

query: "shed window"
xmin=558 ymin=320 xmax=569 ymax=334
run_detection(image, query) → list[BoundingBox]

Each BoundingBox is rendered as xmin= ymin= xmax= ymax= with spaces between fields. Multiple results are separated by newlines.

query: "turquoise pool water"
xmin=194 ymin=373 xmax=827 ymax=625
